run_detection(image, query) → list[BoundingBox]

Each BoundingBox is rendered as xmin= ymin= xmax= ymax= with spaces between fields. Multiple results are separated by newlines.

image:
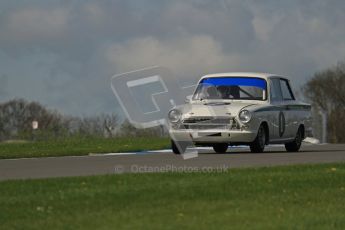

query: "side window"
xmin=280 ymin=79 xmax=295 ymax=100
xmin=270 ymin=79 xmax=282 ymax=102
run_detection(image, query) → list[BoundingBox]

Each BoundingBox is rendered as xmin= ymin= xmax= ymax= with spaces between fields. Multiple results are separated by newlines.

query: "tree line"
xmin=304 ymin=61 xmax=345 ymax=143
xmin=0 ymin=99 xmax=164 ymax=141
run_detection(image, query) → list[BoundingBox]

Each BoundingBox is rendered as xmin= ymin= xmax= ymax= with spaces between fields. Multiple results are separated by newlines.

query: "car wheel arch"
xmin=298 ymin=124 xmax=305 ymax=139
xmin=260 ymin=121 xmax=270 ymax=145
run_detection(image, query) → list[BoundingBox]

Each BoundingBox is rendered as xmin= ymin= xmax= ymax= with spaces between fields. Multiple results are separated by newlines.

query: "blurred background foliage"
xmin=0 ymin=99 xmax=165 ymax=142
xmin=304 ymin=61 xmax=345 ymax=143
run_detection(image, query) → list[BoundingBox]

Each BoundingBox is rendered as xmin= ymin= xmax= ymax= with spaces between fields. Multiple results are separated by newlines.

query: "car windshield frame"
xmin=192 ymin=77 xmax=268 ymax=101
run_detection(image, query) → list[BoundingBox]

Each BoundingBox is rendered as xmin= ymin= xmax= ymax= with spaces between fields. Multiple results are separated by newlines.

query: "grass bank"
xmin=0 ymin=137 xmax=170 ymax=159
xmin=1 ymin=163 xmax=345 ymax=229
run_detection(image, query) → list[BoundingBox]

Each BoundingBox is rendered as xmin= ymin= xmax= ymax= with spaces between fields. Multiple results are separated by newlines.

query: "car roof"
xmin=200 ymin=72 xmax=289 ymax=81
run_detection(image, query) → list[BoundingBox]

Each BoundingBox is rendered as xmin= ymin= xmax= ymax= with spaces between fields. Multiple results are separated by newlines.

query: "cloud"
xmin=248 ymin=2 xmax=345 ymax=78
xmin=82 ymin=3 xmax=106 ymax=25
xmin=252 ymin=13 xmax=283 ymax=42
xmin=1 ymin=7 xmax=69 ymax=44
xmin=105 ymin=35 xmax=242 ymax=80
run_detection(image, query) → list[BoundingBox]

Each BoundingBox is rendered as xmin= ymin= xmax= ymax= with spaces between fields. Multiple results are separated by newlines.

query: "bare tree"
xmin=0 ymin=99 xmax=66 ymax=140
xmin=102 ymin=114 xmax=118 ymax=138
xmin=0 ymin=99 xmax=158 ymax=141
xmin=304 ymin=61 xmax=345 ymax=143
xmin=76 ymin=113 xmax=119 ymax=138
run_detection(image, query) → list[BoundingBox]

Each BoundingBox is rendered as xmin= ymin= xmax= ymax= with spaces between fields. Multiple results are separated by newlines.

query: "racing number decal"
xmin=278 ymin=111 xmax=285 ymax=137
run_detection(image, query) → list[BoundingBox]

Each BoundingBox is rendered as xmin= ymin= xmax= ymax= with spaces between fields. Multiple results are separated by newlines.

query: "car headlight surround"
xmin=239 ymin=110 xmax=252 ymax=123
xmin=168 ymin=109 xmax=182 ymax=123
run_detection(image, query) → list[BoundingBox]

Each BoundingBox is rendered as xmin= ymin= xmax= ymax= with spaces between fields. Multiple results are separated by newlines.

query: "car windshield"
xmin=192 ymin=77 xmax=267 ymax=101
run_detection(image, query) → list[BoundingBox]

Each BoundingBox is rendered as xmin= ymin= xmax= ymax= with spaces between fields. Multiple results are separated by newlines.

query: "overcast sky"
xmin=0 ymin=0 xmax=344 ymax=116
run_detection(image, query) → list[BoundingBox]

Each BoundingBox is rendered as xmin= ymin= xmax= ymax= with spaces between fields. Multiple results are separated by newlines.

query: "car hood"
xmin=180 ymin=101 xmax=257 ymax=118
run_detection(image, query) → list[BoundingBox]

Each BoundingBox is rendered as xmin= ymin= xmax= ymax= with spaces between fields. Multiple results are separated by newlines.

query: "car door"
xmin=269 ymin=78 xmax=285 ymax=141
xmin=279 ymin=79 xmax=297 ymax=138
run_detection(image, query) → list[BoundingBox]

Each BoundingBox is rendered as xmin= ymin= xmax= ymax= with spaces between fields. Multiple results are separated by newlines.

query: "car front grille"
xmin=180 ymin=116 xmax=238 ymax=130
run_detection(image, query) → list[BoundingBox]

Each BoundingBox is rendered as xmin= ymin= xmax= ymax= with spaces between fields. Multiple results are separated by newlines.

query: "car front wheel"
xmin=171 ymin=140 xmax=187 ymax=154
xmin=250 ymin=125 xmax=266 ymax=153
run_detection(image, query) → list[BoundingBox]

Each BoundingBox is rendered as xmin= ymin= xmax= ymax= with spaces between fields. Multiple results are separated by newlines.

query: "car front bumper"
xmin=169 ymin=129 xmax=257 ymax=144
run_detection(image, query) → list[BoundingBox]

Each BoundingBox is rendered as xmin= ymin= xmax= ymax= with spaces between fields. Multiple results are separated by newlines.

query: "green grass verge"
xmin=1 ymin=163 xmax=345 ymax=229
xmin=0 ymin=137 xmax=170 ymax=159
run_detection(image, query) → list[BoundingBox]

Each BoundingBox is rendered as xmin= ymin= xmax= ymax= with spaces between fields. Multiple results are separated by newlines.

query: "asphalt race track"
xmin=1 ymin=144 xmax=345 ymax=181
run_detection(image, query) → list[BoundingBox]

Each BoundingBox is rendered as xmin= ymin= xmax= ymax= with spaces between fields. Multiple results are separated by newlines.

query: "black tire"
xmin=171 ymin=140 xmax=187 ymax=154
xmin=285 ymin=127 xmax=303 ymax=152
xmin=250 ymin=125 xmax=266 ymax=153
xmin=213 ymin=143 xmax=228 ymax=153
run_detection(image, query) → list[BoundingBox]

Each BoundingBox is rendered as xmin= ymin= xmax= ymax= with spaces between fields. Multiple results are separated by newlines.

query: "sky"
xmin=0 ymin=0 xmax=344 ymax=116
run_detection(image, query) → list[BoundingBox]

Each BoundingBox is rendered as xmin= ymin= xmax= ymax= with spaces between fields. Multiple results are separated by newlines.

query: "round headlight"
xmin=239 ymin=110 xmax=252 ymax=123
xmin=168 ymin=109 xmax=182 ymax=123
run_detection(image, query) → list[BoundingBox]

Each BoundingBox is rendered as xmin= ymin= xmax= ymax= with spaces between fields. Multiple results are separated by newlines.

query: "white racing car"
xmin=168 ymin=72 xmax=312 ymax=154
